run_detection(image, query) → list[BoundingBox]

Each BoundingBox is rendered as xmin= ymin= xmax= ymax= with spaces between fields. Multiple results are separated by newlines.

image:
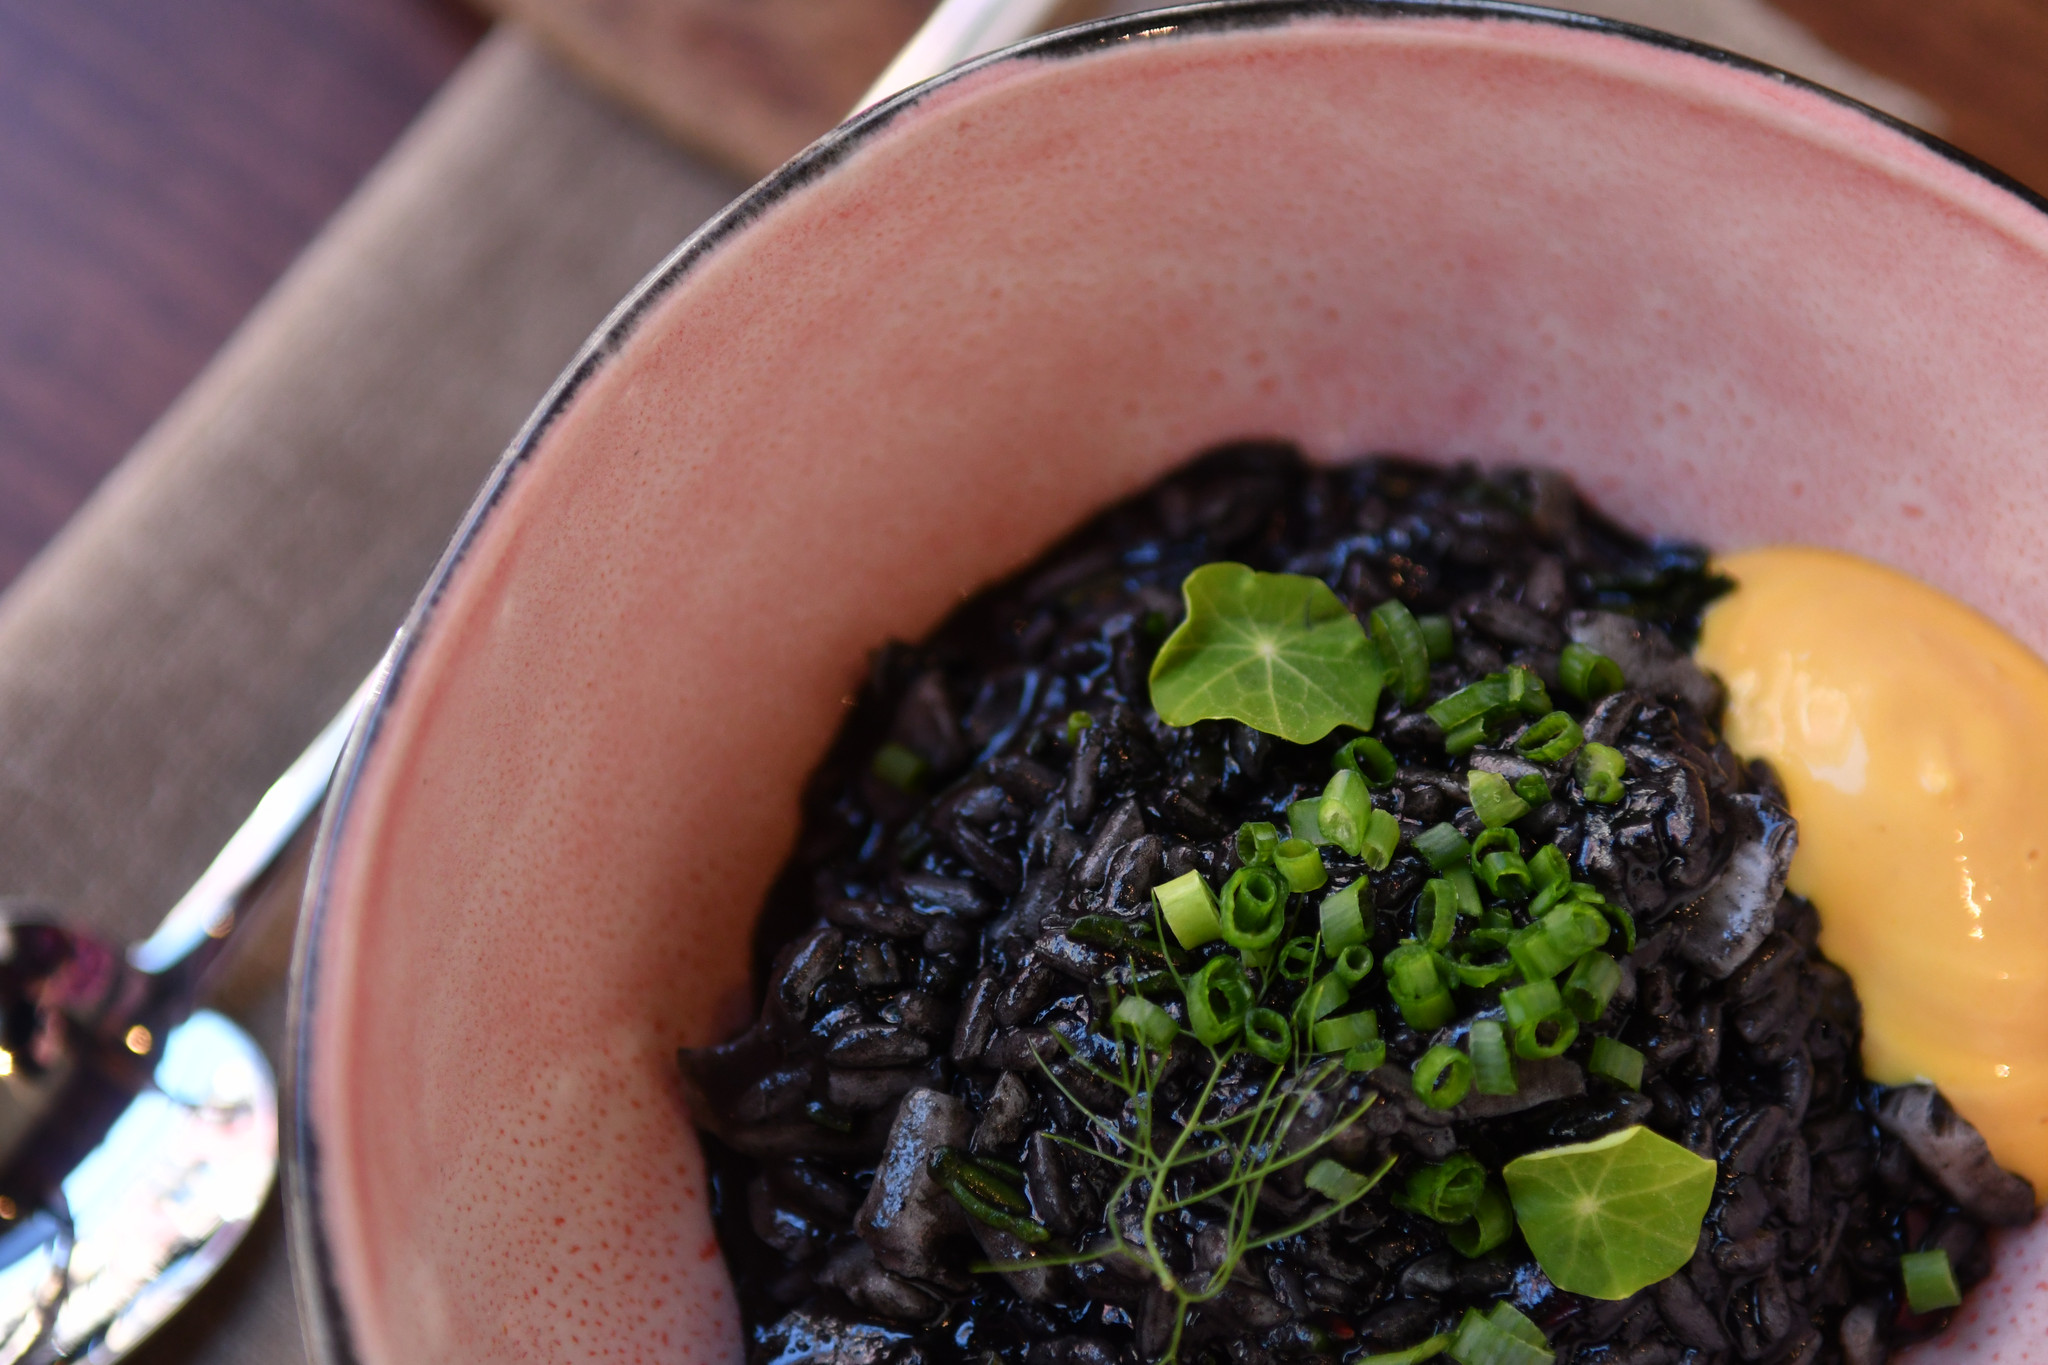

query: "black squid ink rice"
xmin=678 ymin=448 xmax=2032 ymax=1365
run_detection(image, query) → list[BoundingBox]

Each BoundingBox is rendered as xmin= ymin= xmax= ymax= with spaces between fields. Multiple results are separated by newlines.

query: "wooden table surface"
xmin=0 ymin=0 xmax=2041 ymax=600
xmin=0 ymin=0 xmax=483 ymax=590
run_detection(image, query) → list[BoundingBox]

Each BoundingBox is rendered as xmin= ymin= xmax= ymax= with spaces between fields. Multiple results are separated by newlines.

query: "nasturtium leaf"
xmin=1502 ymin=1124 xmax=1716 ymax=1299
xmin=1148 ymin=563 xmax=1382 ymax=742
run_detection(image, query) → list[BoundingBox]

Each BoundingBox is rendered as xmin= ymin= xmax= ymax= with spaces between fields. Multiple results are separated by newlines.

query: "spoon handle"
xmin=855 ymin=0 xmax=1076 ymax=112
xmin=125 ymin=0 xmax=1083 ymax=979
xmin=127 ymin=661 xmax=386 ymax=975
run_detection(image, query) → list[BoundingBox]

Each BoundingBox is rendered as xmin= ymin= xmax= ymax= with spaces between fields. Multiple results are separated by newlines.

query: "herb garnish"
xmin=966 ymin=896 xmax=1394 ymax=1364
xmin=1502 ymin=1125 xmax=1717 ymax=1299
xmin=1148 ymin=563 xmax=1382 ymax=741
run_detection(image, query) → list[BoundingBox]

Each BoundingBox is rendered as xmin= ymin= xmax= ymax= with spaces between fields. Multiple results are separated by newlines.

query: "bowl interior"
xmin=293 ymin=7 xmax=2048 ymax=1362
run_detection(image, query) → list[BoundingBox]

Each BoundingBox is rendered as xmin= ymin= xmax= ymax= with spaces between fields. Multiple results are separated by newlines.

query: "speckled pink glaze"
xmin=295 ymin=9 xmax=2048 ymax=1364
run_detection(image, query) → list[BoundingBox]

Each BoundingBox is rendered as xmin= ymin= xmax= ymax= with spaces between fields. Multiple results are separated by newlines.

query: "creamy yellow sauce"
xmin=1696 ymin=546 xmax=2048 ymax=1199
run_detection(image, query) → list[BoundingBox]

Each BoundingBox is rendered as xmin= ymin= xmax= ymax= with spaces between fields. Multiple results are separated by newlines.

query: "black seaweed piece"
xmin=686 ymin=448 xmax=2001 ymax=1365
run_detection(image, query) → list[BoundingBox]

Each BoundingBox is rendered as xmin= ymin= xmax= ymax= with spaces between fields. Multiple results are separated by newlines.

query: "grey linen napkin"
xmin=0 ymin=7 xmax=1928 ymax=1363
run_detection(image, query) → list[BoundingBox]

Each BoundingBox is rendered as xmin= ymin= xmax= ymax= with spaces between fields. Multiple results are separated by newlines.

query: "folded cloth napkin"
xmin=0 ymin=5 xmax=1929 ymax=1362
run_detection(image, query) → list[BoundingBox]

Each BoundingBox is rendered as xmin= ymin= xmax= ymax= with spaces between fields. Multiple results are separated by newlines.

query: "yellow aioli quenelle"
xmin=1696 ymin=546 xmax=2048 ymax=1200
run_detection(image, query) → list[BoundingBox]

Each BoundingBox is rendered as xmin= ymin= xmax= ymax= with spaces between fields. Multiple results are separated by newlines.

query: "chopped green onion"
xmin=1358 ymin=1334 xmax=1451 ymax=1365
xmin=1513 ymin=1010 xmax=1580 ymax=1060
xmin=1372 ymin=599 xmax=1432 ymax=704
xmin=1526 ymin=879 xmax=1569 ymax=918
xmin=1334 ymin=735 xmax=1398 ymax=787
xmin=1330 ymin=943 xmax=1375 ymax=986
xmin=1513 ymin=773 xmax=1553 ymax=805
xmin=1313 ymin=1009 xmax=1381 ymax=1054
xmin=1444 ymin=717 xmax=1490 ymax=756
xmin=1446 ymin=868 xmax=1484 ymax=918
xmin=1065 ymin=710 xmax=1095 ymax=745
xmin=1901 ymin=1248 xmax=1963 ymax=1313
xmin=1414 ymin=822 xmax=1473 ymax=872
xmin=1320 ymin=878 xmax=1370 ymax=951
xmin=1515 ymin=710 xmax=1585 ymax=763
xmin=1428 ymin=675 xmax=1510 ymax=731
xmin=1220 ymin=866 xmax=1288 ymax=953
xmin=1448 ymin=1303 xmax=1551 ymax=1365
xmin=1319 ymin=769 xmax=1373 ymax=856
xmin=1468 ymin=770 xmax=1531 ymax=828
xmin=1243 ymin=1007 xmax=1293 ymax=1063
xmin=1306 ymin=1156 xmax=1378 ymax=1202
xmin=1575 ymin=743 xmax=1627 ymax=804
xmin=1469 ymin=1020 xmax=1517 ymax=1095
xmin=870 ymin=742 xmax=929 ymax=793
xmin=1418 ymin=614 xmax=1455 ymax=662
xmin=1448 ymin=1181 xmax=1517 ymax=1258
xmin=1288 ymin=799 xmax=1324 ymax=844
xmin=1399 ymin=1152 xmax=1488 ymax=1224
xmin=1509 ymin=903 xmax=1610 ymax=982
xmin=1470 ymin=825 xmax=1519 ymax=861
xmin=1236 ymin=820 xmax=1280 ymax=866
xmin=1419 ymin=880 xmax=1460 ymax=950
xmin=1386 ymin=942 xmax=1457 ymax=1030
xmin=1591 ymin=891 xmax=1636 ymax=952
xmin=929 ymin=1148 xmax=1051 ymax=1244
xmin=1479 ymin=849 xmax=1532 ymax=901
xmin=1559 ymin=642 xmax=1625 ymax=701
xmin=1504 ymin=664 xmax=1553 ymax=718
xmin=1361 ymin=807 xmax=1401 ymax=871
xmin=1413 ymin=1044 xmax=1474 ymax=1110
xmin=1275 ymin=837 xmax=1328 ymax=892
xmin=1185 ymin=956 xmax=1252 ymax=1046
xmin=1155 ymin=870 xmax=1223 ymax=949
xmin=1502 ymin=979 xmax=1564 ymax=1029
xmin=1564 ymin=951 xmax=1622 ymax=1022
xmin=1276 ymin=935 xmax=1319 ymax=981
xmin=1527 ymin=843 xmax=1570 ymax=894
xmin=1344 ymin=1040 xmax=1388 ymax=1072
xmin=1447 ymin=942 xmax=1516 ymax=987
xmin=1111 ymin=995 xmax=1180 ymax=1048
xmin=1588 ymin=1036 xmax=1645 ymax=1090
xmin=1298 ymin=972 xmax=1351 ymax=1026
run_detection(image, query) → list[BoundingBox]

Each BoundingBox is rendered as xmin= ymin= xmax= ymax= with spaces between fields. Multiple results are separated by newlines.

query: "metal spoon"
xmin=0 ymin=3 xmax=1097 ymax=1358
xmin=0 ymin=669 xmax=378 ymax=1363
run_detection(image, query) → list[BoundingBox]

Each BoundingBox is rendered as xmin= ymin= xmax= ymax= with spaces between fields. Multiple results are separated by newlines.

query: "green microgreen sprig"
xmin=966 ymin=902 xmax=1392 ymax=1365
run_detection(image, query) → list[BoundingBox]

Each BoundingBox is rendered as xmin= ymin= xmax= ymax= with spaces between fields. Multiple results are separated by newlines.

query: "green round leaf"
xmin=1502 ymin=1124 xmax=1716 ymax=1299
xmin=1148 ymin=563 xmax=1382 ymax=742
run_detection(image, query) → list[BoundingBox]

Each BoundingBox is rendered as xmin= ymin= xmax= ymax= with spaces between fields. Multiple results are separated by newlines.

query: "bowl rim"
xmin=281 ymin=3 xmax=2048 ymax=1361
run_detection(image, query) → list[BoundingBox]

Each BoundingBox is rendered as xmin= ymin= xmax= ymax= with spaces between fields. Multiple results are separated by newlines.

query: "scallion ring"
xmin=1559 ymin=641 xmax=1625 ymax=701
xmin=1275 ymin=837 xmax=1328 ymax=892
xmin=1361 ymin=807 xmax=1401 ymax=871
xmin=1371 ymin=599 xmax=1431 ymax=704
xmin=1575 ymin=742 xmax=1627 ymax=804
xmin=1154 ymin=869 xmax=1223 ymax=949
xmin=1514 ymin=709 xmax=1585 ymax=763
xmin=1588 ymin=1036 xmax=1645 ymax=1091
xmin=1334 ymin=735 xmax=1398 ymax=787
xmin=1313 ymin=1009 xmax=1381 ymax=1055
xmin=1219 ymin=866 xmax=1288 ymax=953
xmin=1319 ymin=879 xmax=1369 ymax=952
xmin=1235 ymin=820 xmax=1280 ymax=867
xmin=1564 ymin=950 xmax=1622 ymax=1023
xmin=1319 ymin=768 xmax=1373 ymax=856
xmin=1414 ymin=822 xmax=1473 ymax=873
xmin=1448 ymin=1181 xmax=1518 ymax=1259
xmin=1185 ymin=956 xmax=1252 ymax=1046
xmin=1418 ymin=613 xmax=1455 ymax=663
xmin=1512 ymin=1009 xmax=1580 ymax=1060
xmin=1242 ymin=1007 xmax=1293 ymax=1064
xmin=1468 ymin=1019 xmax=1517 ymax=1096
xmin=1468 ymin=770 xmax=1531 ymax=828
xmin=1412 ymin=1044 xmax=1474 ymax=1110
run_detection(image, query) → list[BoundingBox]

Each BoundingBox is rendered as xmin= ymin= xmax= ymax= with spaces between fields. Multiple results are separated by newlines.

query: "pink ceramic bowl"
xmin=286 ymin=3 xmax=2048 ymax=1362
